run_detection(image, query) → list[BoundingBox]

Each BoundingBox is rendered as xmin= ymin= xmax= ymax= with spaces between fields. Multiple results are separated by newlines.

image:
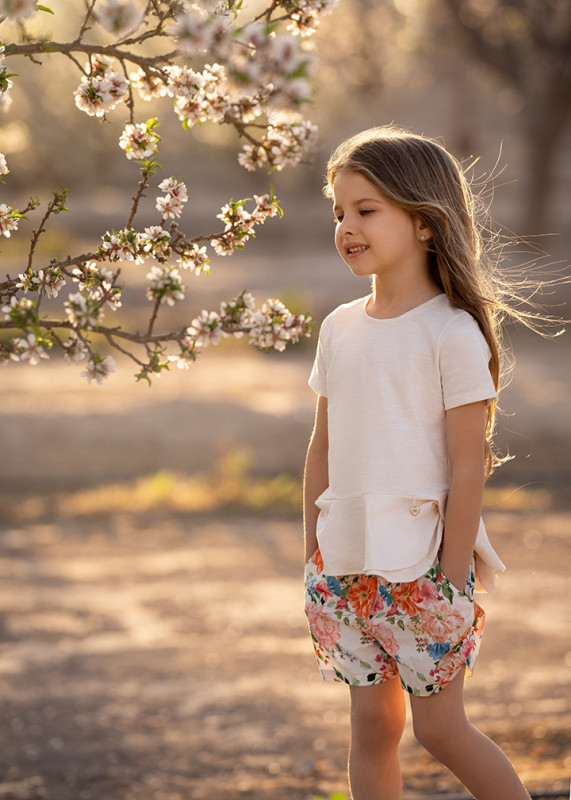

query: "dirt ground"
xmin=0 ymin=340 xmax=570 ymax=800
xmin=0 ymin=508 xmax=569 ymax=800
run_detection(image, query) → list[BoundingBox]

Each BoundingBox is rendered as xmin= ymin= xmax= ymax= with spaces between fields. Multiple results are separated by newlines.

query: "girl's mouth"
xmin=346 ymin=244 xmax=369 ymax=258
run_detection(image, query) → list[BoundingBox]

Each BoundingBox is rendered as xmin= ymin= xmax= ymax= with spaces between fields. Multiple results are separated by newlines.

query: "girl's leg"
xmin=348 ymin=677 xmax=406 ymax=800
xmin=409 ymin=669 xmax=530 ymax=800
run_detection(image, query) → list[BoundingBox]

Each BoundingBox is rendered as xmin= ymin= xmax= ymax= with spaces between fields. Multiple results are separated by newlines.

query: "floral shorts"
xmin=304 ymin=548 xmax=485 ymax=696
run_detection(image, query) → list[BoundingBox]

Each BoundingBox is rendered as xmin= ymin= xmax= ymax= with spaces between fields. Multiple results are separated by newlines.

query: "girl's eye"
xmin=359 ymin=209 xmax=373 ymax=216
xmin=334 ymin=215 xmax=343 ymax=224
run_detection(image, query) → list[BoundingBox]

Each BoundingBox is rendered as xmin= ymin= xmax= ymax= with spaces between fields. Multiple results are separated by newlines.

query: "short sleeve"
xmin=308 ymin=319 xmax=329 ymax=397
xmin=438 ymin=313 xmax=497 ymax=410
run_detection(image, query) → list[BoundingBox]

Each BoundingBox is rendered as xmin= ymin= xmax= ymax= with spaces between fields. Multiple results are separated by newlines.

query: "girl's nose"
xmin=338 ymin=217 xmax=354 ymax=236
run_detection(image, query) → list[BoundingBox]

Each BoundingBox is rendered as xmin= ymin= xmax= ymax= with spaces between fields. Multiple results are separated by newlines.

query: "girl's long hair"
xmin=325 ymin=125 xmax=563 ymax=478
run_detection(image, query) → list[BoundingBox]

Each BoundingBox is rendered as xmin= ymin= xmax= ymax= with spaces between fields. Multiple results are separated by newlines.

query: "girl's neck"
xmin=368 ymin=277 xmax=443 ymax=320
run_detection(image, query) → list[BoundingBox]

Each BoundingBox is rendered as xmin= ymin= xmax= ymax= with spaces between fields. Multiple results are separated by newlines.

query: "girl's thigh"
xmin=408 ymin=668 xmax=468 ymax=742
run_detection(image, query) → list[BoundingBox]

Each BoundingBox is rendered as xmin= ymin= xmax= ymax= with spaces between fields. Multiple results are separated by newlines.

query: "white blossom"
xmin=168 ymin=10 xmax=213 ymax=54
xmin=0 ymin=203 xmax=19 ymax=237
xmin=96 ymin=0 xmax=143 ymax=35
xmin=2 ymin=295 xmax=34 ymax=323
xmin=187 ymin=309 xmax=227 ymax=348
xmin=63 ymin=332 xmax=89 ymax=365
xmin=81 ymin=354 xmax=116 ymax=386
xmin=286 ymin=0 xmax=338 ymax=37
xmin=12 ymin=333 xmax=49 ymax=365
xmin=129 ymin=68 xmax=168 ymax=101
xmin=177 ymin=244 xmax=210 ymax=275
xmin=101 ymin=228 xmax=143 ymax=262
xmin=141 ymin=226 xmax=171 ymax=257
xmin=146 ymin=265 xmax=185 ymax=306
xmin=17 ymin=267 xmax=66 ymax=298
xmin=64 ymin=292 xmax=104 ymax=328
xmin=0 ymin=0 xmax=37 ymax=20
xmin=168 ymin=335 xmax=201 ymax=369
xmin=0 ymin=152 xmax=8 ymax=175
xmin=119 ymin=121 xmax=160 ymax=160
xmin=156 ymin=177 xmax=188 ymax=220
xmin=74 ymin=72 xmax=127 ymax=117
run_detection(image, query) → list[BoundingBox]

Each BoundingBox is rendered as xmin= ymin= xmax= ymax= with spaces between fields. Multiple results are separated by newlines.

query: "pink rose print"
xmin=307 ymin=603 xmax=342 ymax=649
xmin=369 ymin=619 xmax=400 ymax=658
xmin=418 ymin=598 xmax=471 ymax=643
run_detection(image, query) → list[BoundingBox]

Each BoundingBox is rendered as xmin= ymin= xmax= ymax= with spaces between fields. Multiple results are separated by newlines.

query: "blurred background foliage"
xmin=2 ymin=0 xmax=571 ymax=242
xmin=1 ymin=0 xmax=570 ymax=501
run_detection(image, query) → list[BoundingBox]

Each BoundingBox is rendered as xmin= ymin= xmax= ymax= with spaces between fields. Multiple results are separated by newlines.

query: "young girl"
xmin=303 ymin=126 xmax=533 ymax=800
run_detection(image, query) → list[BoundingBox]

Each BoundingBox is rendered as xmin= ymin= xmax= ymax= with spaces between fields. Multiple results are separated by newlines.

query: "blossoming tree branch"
xmin=0 ymin=0 xmax=335 ymax=384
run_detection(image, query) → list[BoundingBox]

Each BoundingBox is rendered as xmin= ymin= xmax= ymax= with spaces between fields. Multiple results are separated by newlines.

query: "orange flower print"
xmin=391 ymin=582 xmax=423 ymax=616
xmin=347 ymin=575 xmax=377 ymax=618
xmin=314 ymin=547 xmax=324 ymax=573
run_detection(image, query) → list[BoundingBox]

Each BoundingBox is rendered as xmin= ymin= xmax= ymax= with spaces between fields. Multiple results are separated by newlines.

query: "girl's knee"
xmin=350 ymin=683 xmax=405 ymax=750
xmin=412 ymin=712 xmax=470 ymax=759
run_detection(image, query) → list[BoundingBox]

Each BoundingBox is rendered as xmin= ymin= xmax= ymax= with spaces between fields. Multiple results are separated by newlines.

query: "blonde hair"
xmin=325 ymin=125 xmax=561 ymax=478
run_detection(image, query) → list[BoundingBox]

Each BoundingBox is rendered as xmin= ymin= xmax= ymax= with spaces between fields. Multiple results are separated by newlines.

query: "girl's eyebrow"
xmin=333 ymin=197 xmax=382 ymax=212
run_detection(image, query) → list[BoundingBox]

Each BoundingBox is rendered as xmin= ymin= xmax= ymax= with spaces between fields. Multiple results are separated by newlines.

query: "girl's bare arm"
xmin=441 ymin=400 xmax=487 ymax=590
xmin=303 ymin=395 xmax=329 ymax=563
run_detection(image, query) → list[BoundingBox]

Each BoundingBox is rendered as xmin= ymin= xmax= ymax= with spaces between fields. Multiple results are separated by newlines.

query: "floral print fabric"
xmin=305 ymin=548 xmax=485 ymax=696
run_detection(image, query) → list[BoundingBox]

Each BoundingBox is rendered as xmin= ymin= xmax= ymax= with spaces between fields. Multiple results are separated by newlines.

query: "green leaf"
xmin=441 ymin=583 xmax=454 ymax=604
xmin=37 ymin=4 xmax=55 ymax=13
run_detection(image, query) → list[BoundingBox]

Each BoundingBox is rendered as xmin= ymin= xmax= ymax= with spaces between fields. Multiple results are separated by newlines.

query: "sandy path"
xmin=0 ymin=508 xmax=569 ymax=799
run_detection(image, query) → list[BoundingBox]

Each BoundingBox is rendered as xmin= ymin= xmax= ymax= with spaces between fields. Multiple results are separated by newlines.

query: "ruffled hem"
xmin=315 ymin=490 xmax=505 ymax=594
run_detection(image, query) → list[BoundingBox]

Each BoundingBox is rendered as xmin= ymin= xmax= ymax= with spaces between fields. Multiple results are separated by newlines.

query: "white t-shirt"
xmin=309 ymin=293 xmax=505 ymax=593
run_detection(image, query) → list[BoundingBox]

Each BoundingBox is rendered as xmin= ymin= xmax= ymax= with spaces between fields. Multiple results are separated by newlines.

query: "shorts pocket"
xmin=436 ymin=560 xmax=475 ymax=603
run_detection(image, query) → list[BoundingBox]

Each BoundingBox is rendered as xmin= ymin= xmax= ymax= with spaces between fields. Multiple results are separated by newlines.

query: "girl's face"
xmin=332 ymin=170 xmax=429 ymax=282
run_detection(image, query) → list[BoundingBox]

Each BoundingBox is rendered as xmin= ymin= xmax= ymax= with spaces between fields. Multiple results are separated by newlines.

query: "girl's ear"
xmin=414 ymin=216 xmax=433 ymax=242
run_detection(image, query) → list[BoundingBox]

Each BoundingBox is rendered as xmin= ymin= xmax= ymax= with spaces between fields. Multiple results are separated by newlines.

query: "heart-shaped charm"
xmin=409 ymin=505 xmax=420 ymax=517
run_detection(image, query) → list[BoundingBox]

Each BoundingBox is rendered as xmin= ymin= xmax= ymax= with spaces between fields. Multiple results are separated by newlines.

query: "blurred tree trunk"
xmin=442 ymin=0 xmax=571 ymax=233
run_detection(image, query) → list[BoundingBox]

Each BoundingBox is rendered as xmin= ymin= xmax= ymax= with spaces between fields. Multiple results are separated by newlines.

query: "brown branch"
xmin=126 ymin=167 xmax=152 ymax=230
xmin=75 ymin=0 xmax=98 ymax=44
xmin=4 ymin=41 xmax=178 ymax=72
xmin=27 ymin=197 xmax=58 ymax=271
xmin=146 ymin=296 xmax=162 ymax=336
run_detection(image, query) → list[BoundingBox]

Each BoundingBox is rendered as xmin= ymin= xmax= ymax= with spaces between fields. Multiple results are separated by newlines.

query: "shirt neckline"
xmin=362 ymin=293 xmax=446 ymax=323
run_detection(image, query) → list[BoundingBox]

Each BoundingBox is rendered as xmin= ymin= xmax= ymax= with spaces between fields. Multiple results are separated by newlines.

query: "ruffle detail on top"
xmin=315 ymin=491 xmax=505 ymax=594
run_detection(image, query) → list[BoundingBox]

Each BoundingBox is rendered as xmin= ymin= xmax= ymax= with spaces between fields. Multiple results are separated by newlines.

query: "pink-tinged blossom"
xmin=74 ymin=72 xmax=127 ymax=117
xmin=63 ymin=332 xmax=89 ymax=365
xmin=129 ymin=68 xmax=168 ymax=101
xmin=64 ymin=292 xmax=104 ymax=328
xmin=2 ymin=295 xmax=35 ymax=325
xmin=155 ymin=177 xmax=188 ymax=220
xmin=119 ymin=121 xmax=160 ymax=160
xmin=0 ymin=0 xmax=37 ymax=20
xmin=177 ymin=244 xmax=210 ymax=275
xmin=0 ymin=152 xmax=8 ymax=174
xmin=0 ymin=203 xmax=18 ymax=237
xmin=12 ymin=333 xmax=49 ymax=365
xmin=168 ymin=11 xmax=214 ymax=55
xmin=146 ymin=265 xmax=185 ymax=306
xmin=101 ymin=228 xmax=143 ymax=262
xmin=96 ymin=0 xmax=143 ymax=35
xmin=287 ymin=0 xmax=338 ymax=37
xmin=141 ymin=226 xmax=171 ymax=257
xmin=187 ymin=309 xmax=227 ymax=348
xmin=17 ymin=267 xmax=66 ymax=298
xmin=81 ymin=354 xmax=116 ymax=386
xmin=248 ymin=298 xmax=312 ymax=352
